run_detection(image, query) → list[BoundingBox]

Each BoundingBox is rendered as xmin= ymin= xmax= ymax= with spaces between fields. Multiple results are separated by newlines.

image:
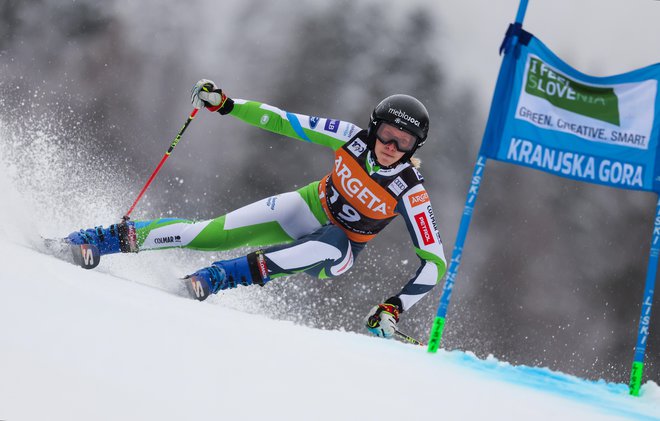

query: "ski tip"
xmin=71 ymin=243 xmax=101 ymax=269
xmin=183 ymin=274 xmax=212 ymax=301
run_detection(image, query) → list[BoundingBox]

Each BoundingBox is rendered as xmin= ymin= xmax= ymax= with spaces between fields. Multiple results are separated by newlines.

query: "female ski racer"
xmin=67 ymin=79 xmax=447 ymax=339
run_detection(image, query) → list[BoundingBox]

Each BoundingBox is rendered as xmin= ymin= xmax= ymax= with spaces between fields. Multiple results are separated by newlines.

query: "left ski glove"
xmin=190 ymin=79 xmax=233 ymax=114
xmin=365 ymin=298 xmax=401 ymax=338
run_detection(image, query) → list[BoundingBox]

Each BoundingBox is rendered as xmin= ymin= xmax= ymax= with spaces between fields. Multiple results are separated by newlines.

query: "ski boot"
xmin=185 ymin=251 xmax=271 ymax=301
xmin=67 ymin=220 xmax=139 ymax=255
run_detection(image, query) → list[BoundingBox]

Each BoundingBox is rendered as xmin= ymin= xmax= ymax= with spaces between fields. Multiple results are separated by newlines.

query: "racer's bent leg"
xmin=184 ymin=224 xmax=366 ymax=301
xmin=262 ymin=224 xmax=366 ymax=279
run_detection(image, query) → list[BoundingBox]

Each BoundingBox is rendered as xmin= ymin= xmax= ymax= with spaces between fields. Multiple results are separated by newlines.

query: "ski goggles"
xmin=376 ymin=123 xmax=418 ymax=153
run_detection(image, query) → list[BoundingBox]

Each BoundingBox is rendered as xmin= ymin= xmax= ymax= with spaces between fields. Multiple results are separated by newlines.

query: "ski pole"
xmin=395 ymin=329 xmax=425 ymax=347
xmin=123 ymin=108 xmax=199 ymax=221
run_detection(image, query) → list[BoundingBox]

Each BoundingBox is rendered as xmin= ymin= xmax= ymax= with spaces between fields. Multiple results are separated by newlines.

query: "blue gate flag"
xmin=428 ymin=14 xmax=659 ymax=397
xmin=481 ymin=25 xmax=660 ymax=192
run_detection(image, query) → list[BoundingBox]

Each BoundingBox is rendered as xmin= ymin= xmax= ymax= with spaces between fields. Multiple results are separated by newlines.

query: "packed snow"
xmin=1 ymin=231 xmax=659 ymax=420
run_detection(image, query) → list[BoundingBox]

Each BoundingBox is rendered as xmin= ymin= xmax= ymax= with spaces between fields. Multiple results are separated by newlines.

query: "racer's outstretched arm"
xmin=191 ymin=79 xmax=360 ymax=150
xmin=229 ymin=99 xmax=361 ymax=151
xmin=390 ymin=184 xmax=447 ymax=312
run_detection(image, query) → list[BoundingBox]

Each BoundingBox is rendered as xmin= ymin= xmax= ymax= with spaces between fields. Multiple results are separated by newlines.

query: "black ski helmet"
xmin=367 ymin=94 xmax=430 ymax=159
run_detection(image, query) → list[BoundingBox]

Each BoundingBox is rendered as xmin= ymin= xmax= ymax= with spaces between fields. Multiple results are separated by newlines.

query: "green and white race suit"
xmin=132 ymin=99 xmax=447 ymax=311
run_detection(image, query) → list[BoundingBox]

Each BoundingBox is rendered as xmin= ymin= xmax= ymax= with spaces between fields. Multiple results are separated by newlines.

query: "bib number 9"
xmin=329 ymin=186 xmax=361 ymax=222
xmin=339 ymin=204 xmax=360 ymax=222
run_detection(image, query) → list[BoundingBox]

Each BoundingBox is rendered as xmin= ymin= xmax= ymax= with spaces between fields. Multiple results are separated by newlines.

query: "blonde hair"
xmin=410 ymin=156 xmax=421 ymax=168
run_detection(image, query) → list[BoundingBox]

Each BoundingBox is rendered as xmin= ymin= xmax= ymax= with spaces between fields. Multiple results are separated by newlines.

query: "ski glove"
xmin=190 ymin=79 xmax=233 ymax=114
xmin=365 ymin=301 xmax=400 ymax=338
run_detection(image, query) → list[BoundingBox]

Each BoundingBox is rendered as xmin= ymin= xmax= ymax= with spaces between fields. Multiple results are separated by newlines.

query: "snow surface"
xmin=1 ymin=236 xmax=660 ymax=421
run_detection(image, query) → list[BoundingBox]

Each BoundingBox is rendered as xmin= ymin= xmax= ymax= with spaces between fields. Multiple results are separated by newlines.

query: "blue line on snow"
xmin=444 ymin=351 xmax=659 ymax=421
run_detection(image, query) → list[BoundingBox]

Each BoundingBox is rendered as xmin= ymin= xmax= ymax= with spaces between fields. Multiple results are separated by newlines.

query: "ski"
xmin=183 ymin=274 xmax=211 ymax=301
xmin=70 ymin=243 xmax=101 ymax=269
xmin=43 ymin=238 xmax=101 ymax=270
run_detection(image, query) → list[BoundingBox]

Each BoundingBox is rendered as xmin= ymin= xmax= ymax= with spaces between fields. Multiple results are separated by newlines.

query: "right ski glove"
xmin=190 ymin=79 xmax=233 ymax=114
xmin=365 ymin=301 xmax=400 ymax=338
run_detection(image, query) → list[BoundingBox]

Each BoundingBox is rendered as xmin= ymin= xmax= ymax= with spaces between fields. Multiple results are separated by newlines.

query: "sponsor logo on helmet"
xmin=324 ymin=119 xmax=340 ymax=133
xmin=408 ymin=190 xmax=429 ymax=207
xmin=388 ymin=108 xmax=421 ymax=127
xmin=309 ymin=116 xmax=320 ymax=129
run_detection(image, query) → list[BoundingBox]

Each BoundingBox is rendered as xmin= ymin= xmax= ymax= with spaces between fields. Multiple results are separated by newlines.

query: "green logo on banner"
xmin=525 ymin=57 xmax=620 ymax=126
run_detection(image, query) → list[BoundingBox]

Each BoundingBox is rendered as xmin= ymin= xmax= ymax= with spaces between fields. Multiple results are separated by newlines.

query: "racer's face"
xmin=374 ymin=123 xmax=411 ymax=166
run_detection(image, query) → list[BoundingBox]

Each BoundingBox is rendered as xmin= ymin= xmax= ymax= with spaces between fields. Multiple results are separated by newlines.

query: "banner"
xmin=429 ymin=15 xmax=660 ymax=397
xmin=481 ymin=27 xmax=660 ymax=192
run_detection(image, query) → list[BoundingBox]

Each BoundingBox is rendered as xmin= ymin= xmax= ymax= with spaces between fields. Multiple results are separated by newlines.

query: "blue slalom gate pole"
xmin=629 ymin=195 xmax=660 ymax=396
xmin=427 ymin=0 xmax=529 ymax=353
xmin=514 ymin=0 xmax=529 ymax=24
xmin=427 ymin=155 xmax=487 ymax=352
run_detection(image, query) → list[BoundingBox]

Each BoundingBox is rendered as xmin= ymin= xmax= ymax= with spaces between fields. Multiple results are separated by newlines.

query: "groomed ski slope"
xmin=0 ymin=237 xmax=658 ymax=421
